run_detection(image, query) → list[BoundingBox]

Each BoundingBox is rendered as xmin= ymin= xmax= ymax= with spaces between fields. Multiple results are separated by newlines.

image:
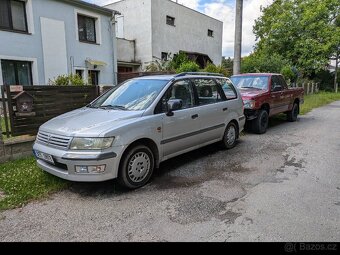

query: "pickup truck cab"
xmin=33 ymin=73 xmax=245 ymax=189
xmin=230 ymin=73 xmax=304 ymax=134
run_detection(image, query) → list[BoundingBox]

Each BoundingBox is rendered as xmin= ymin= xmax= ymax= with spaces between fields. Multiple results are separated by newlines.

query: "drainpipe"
xmin=110 ymin=11 xmax=121 ymax=86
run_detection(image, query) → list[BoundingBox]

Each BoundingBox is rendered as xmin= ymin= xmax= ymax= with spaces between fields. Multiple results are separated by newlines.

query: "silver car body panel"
xmin=33 ymin=75 xmax=245 ymax=182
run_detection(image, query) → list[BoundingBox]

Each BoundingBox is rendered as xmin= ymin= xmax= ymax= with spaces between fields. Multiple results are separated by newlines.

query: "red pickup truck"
xmin=230 ymin=73 xmax=304 ymax=134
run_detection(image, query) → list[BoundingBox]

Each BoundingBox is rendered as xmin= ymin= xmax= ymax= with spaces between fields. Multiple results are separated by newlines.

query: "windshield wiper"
xmin=240 ymin=86 xmax=262 ymax=90
xmin=99 ymin=105 xmax=127 ymax=110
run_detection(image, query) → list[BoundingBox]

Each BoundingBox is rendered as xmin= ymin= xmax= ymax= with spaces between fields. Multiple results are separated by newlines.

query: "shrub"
xmin=203 ymin=62 xmax=231 ymax=77
xmin=49 ymin=74 xmax=86 ymax=86
xmin=176 ymin=61 xmax=200 ymax=73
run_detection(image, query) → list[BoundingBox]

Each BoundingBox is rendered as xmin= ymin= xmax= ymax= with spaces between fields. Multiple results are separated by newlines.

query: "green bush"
xmin=203 ymin=62 xmax=230 ymax=77
xmin=176 ymin=61 xmax=200 ymax=73
xmin=280 ymin=65 xmax=295 ymax=84
xmin=49 ymin=74 xmax=86 ymax=86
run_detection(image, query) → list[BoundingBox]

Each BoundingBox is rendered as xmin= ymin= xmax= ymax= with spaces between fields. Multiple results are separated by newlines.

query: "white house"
xmin=105 ymin=0 xmax=223 ymax=72
xmin=0 ymin=0 xmax=119 ymax=86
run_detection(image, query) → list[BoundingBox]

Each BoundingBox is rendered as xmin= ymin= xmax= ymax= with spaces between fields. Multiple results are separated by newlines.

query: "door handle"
xmin=191 ymin=114 xmax=199 ymax=119
xmin=223 ymin=107 xmax=228 ymax=111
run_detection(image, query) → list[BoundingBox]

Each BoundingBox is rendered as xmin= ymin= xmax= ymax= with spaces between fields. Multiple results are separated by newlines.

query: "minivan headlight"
xmin=70 ymin=137 xmax=114 ymax=150
xmin=243 ymin=100 xmax=256 ymax=109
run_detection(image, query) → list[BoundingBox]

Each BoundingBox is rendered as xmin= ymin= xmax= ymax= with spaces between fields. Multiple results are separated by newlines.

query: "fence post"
xmin=306 ymin=83 xmax=309 ymax=94
xmin=311 ymin=83 xmax=314 ymax=94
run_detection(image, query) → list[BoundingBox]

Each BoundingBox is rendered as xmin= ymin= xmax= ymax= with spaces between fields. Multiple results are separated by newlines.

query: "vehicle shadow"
xmin=67 ymin=142 xmax=230 ymax=197
xmin=243 ymin=114 xmax=289 ymax=133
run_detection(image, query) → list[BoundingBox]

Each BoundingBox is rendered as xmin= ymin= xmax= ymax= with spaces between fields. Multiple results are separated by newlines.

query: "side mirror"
xmin=166 ymin=99 xmax=182 ymax=116
xmin=272 ymin=85 xmax=282 ymax=92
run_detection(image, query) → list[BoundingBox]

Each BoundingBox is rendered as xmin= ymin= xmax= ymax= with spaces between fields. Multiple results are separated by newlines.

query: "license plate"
xmin=34 ymin=150 xmax=54 ymax=164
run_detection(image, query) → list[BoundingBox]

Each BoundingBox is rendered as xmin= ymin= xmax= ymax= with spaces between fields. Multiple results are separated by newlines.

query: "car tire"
xmin=252 ymin=109 xmax=268 ymax=134
xmin=287 ymin=102 xmax=299 ymax=122
xmin=118 ymin=145 xmax=154 ymax=189
xmin=220 ymin=122 xmax=238 ymax=149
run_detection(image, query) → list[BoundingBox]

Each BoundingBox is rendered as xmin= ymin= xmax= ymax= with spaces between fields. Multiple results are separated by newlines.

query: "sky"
xmin=85 ymin=0 xmax=274 ymax=57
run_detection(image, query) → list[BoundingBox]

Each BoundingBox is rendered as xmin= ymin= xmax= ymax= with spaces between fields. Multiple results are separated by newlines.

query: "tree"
xmin=254 ymin=0 xmax=340 ymax=75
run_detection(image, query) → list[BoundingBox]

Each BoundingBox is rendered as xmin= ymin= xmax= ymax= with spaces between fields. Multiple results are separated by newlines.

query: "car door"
xmin=269 ymin=75 xmax=286 ymax=115
xmin=191 ymin=78 xmax=228 ymax=144
xmin=278 ymin=75 xmax=292 ymax=111
xmin=159 ymin=79 xmax=201 ymax=158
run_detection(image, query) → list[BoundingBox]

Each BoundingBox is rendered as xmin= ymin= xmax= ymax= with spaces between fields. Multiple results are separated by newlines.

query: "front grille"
xmin=37 ymin=131 xmax=71 ymax=149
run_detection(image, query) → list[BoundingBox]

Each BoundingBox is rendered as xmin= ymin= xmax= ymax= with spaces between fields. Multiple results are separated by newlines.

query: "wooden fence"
xmin=296 ymin=82 xmax=319 ymax=95
xmin=0 ymin=85 xmax=99 ymax=137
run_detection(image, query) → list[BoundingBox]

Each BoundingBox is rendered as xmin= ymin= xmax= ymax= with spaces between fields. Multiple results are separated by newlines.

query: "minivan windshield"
xmin=230 ymin=76 xmax=269 ymax=90
xmin=89 ymin=79 xmax=169 ymax=111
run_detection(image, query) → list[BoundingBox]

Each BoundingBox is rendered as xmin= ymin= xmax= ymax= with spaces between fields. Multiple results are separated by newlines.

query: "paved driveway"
xmin=1 ymin=101 xmax=340 ymax=242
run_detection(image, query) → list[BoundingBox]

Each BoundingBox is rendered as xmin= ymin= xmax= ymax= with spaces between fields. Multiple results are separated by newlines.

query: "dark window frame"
xmin=0 ymin=0 xmax=28 ymax=33
xmin=166 ymin=15 xmax=175 ymax=26
xmin=77 ymin=14 xmax=97 ymax=44
xmin=1 ymin=59 xmax=33 ymax=86
xmin=208 ymin=29 xmax=214 ymax=37
xmin=161 ymin=52 xmax=168 ymax=61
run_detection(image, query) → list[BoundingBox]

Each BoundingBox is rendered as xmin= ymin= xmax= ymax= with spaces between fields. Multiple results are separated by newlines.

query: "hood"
xmin=39 ymin=107 xmax=143 ymax=137
xmin=238 ymin=88 xmax=268 ymax=100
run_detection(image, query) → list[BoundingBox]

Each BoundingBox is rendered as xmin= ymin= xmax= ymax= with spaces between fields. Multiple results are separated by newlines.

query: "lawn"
xmin=300 ymin=91 xmax=340 ymax=115
xmin=0 ymin=157 xmax=68 ymax=211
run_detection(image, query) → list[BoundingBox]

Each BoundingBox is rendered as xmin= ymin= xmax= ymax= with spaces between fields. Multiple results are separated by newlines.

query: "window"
xmin=156 ymin=80 xmax=194 ymax=113
xmin=0 ymin=0 xmax=28 ymax=32
xmin=161 ymin=52 xmax=168 ymax=61
xmin=78 ymin=14 xmax=96 ymax=43
xmin=208 ymin=29 xmax=214 ymax=37
xmin=192 ymin=79 xmax=224 ymax=105
xmin=166 ymin=16 xmax=175 ymax=26
xmin=271 ymin=75 xmax=282 ymax=91
xmin=75 ymin=69 xmax=84 ymax=79
xmin=216 ymin=78 xmax=237 ymax=100
xmin=88 ymin=70 xmax=99 ymax=85
xmin=1 ymin=60 xmax=32 ymax=85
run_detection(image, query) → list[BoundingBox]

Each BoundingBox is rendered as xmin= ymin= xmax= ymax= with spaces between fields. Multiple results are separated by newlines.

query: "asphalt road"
xmin=1 ymin=101 xmax=340 ymax=242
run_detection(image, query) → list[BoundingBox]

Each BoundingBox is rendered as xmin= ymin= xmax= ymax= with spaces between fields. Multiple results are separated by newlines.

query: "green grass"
xmin=0 ymin=157 xmax=69 ymax=211
xmin=300 ymin=92 xmax=340 ymax=115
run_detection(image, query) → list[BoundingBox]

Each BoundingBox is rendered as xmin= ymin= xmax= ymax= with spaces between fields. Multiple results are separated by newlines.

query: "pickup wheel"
xmin=287 ymin=102 xmax=299 ymax=122
xmin=252 ymin=109 xmax=268 ymax=134
xmin=118 ymin=145 xmax=154 ymax=189
xmin=220 ymin=122 xmax=238 ymax=149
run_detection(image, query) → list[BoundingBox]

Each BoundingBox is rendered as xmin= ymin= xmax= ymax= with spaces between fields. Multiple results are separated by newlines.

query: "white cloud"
xmin=203 ymin=0 xmax=273 ymax=57
xmin=86 ymin=0 xmax=273 ymax=57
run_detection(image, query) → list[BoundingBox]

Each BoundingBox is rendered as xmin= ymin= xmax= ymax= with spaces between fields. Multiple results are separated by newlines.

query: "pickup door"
xmin=269 ymin=75 xmax=290 ymax=115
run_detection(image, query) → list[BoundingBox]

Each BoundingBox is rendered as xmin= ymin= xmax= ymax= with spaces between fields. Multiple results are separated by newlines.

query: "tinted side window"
xmin=278 ymin=75 xmax=288 ymax=89
xmin=271 ymin=76 xmax=282 ymax=91
xmin=155 ymin=79 xmax=194 ymax=114
xmin=192 ymin=78 xmax=224 ymax=105
xmin=216 ymin=78 xmax=237 ymax=100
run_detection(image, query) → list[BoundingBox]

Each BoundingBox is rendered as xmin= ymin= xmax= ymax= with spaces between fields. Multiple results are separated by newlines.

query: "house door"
xmin=88 ymin=70 xmax=99 ymax=85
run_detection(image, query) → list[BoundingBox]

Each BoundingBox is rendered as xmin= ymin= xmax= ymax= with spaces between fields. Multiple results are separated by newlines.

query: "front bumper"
xmin=244 ymin=109 xmax=259 ymax=121
xmin=33 ymin=142 xmax=124 ymax=182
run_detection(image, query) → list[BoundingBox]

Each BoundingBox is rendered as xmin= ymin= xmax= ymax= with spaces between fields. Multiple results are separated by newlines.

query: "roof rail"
xmin=175 ymin=72 xmax=225 ymax=77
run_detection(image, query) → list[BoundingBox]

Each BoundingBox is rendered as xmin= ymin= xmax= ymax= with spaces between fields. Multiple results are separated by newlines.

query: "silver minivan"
xmin=33 ymin=73 xmax=245 ymax=189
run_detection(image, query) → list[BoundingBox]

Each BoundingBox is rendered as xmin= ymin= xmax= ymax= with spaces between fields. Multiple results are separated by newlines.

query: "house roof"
xmin=60 ymin=0 xmax=119 ymax=16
